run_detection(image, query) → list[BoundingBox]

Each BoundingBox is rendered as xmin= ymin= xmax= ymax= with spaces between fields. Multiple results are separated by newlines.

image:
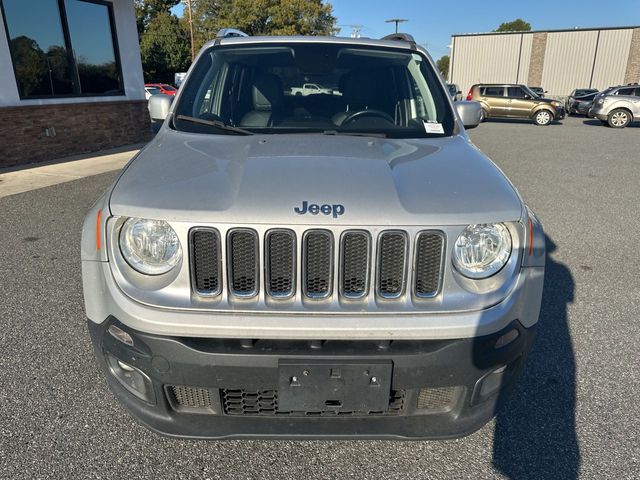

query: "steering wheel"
xmin=340 ymin=109 xmax=395 ymax=126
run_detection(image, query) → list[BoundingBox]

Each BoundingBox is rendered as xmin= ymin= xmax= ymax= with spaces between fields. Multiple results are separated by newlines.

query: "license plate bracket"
xmin=277 ymin=360 xmax=392 ymax=412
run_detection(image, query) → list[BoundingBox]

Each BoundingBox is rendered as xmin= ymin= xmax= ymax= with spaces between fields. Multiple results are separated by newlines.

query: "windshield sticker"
xmin=423 ymin=121 xmax=445 ymax=134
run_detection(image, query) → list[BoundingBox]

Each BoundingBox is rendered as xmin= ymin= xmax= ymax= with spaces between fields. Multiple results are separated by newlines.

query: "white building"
xmin=0 ymin=0 xmax=150 ymax=167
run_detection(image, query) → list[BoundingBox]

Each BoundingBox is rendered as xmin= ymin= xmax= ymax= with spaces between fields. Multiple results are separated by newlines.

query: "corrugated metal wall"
xmin=542 ymin=31 xmax=599 ymax=94
xmin=591 ymin=29 xmax=633 ymax=90
xmin=449 ymin=34 xmax=531 ymax=94
xmin=517 ymin=34 xmax=533 ymax=86
xmin=450 ymin=28 xmax=636 ymax=96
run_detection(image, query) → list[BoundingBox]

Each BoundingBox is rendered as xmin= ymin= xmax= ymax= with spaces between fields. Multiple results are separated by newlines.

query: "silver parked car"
xmin=81 ymin=31 xmax=545 ymax=440
xmin=588 ymin=84 xmax=640 ymax=127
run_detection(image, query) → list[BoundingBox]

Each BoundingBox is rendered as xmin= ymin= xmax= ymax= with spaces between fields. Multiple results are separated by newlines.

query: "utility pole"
xmin=385 ymin=18 xmax=408 ymax=33
xmin=350 ymin=24 xmax=363 ymax=38
xmin=184 ymin=0 xmax=195 ymax=61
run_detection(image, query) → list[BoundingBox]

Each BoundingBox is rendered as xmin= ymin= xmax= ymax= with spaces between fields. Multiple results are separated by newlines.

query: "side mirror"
xmin=455 ymin=101 xmax=482 ymax=129
xmin=148 ymin=94 xmax=173 ymax=121
xmin=456 ymin=90 xmax=462 ymax=95
xmin=524 ymin=94 xmax=531 ymax=99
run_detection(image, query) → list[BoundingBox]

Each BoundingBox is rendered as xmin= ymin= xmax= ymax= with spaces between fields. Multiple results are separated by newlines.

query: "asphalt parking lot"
xmin=1 ymin=115 xmax=639 ymax=479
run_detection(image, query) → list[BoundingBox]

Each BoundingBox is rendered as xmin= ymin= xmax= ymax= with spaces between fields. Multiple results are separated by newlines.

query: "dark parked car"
xmin=529 ymin=86 xmax=545 ymax=97
xmin=566 ymin=88 xmax=599 ymax=112
xmin=447 ymin=83 xmax=463 ymax=101
xmin=568 ymin=92 xmax=598 ymax=115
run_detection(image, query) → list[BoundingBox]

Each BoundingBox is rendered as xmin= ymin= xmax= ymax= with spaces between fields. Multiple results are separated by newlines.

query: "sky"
xmin=173 ymin=0 xmax=640 ymax=60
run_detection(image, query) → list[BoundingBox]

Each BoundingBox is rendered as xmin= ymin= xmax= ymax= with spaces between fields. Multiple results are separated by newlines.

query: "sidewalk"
xmin=0 ymin=144 xmax=145 ymax=199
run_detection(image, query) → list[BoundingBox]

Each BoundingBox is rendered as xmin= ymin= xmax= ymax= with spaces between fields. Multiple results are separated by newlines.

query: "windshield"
xmin=575 ymin=89 xmax=598 ymax=97
xmin=146 ymin=87 xmax=161 ymax=95
xmin=173 ymin=43 xmax=455 ymax=138
xmin=523 ymin=86 xmax=540 ymax=97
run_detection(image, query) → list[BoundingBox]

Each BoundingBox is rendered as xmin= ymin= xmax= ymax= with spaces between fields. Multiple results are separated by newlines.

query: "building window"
xmin=1 ymin=0 xmax=124 ymax=99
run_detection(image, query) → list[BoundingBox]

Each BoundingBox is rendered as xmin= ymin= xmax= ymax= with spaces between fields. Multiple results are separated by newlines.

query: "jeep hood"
xmin=110 ymin=130 xmax=523 ymax=225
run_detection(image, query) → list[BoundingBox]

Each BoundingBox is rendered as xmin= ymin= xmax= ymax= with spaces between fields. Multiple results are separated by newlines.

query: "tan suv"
xmin=467 ymin=84 xmax=565 ymax=125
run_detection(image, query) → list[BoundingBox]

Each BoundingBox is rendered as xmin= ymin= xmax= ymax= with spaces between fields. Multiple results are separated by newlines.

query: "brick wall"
xmin=527 ymin=33 xmax=548 ymax=88
xmin=624 ymin=28 xmax=640 ymax=85
xmin=0 ymin=100 xmax=152 ymax=168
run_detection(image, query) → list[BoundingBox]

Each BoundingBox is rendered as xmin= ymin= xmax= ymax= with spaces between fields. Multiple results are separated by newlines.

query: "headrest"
xmin=252 ymin=73 xmax=284 ymax=111
xmin=341 ymin=70 xmax=377 ymax=106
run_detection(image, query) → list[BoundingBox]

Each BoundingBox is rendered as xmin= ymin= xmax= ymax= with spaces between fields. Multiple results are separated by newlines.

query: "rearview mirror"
xmin=148 ymin=94 xmax=173 ymax=121
xmin=455 ymin=101 xmax=482 ymax=129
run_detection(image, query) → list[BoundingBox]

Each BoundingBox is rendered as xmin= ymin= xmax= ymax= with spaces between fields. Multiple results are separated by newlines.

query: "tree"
xmin=436 ymin=55 xmax=449 ymax=79
xmin=135 ymin=0 xmax=181 ymax=36
xmin=494 ymin=19 xmax=531 ymax=32
xmin=191 ymin=0 xmax=337 ymax=50
xmin=140 ymin=12 xmax=191 ymax=82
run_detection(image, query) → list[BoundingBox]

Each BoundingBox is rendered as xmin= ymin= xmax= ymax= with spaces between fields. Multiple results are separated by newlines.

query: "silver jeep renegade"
xmin=81 ymin=32 xmax=545 ymax=439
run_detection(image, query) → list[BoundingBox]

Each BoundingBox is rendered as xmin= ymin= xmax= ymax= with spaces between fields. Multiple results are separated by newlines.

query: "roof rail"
xmin=381 ymin=33 xmax=415 ymax=43
xmin=217 ymin=28 xmax=249 ymax=38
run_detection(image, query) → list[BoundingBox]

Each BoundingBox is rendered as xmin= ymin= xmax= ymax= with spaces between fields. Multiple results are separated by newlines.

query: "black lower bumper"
xmin=88 ymin=317 xmax=536 ymax=440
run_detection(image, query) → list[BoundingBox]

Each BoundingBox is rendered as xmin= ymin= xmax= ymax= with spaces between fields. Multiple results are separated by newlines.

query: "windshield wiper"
xmin=322 ymin=130 xmax=387 ymax=138
xmin=175 ymin=115 xmax=253 ymax=135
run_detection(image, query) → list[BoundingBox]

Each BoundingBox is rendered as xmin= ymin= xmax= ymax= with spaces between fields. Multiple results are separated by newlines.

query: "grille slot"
xmin=377 ymin=232 xmax=408 ymax=298
xmin=227 ymin=229 xmax=259 ymax=297
xmin=416 ymin=387 xmax=456 ymax=410
xmin=190 ymin=229 xmax=221 ymax=295
xmin=340 ymin=231 xmax=370 ymax=298
xmin=414 ymin=232 xmax=445 ymax=298
xmin=303 ymin=230 xmax=334 ymax=298
xmin=265 ymin=230 xmax=296 ymax=298
xmin=170 ymin=386 xmax=212 ymax=409
xmin=222 ymin=389 xmax=405 ymax=416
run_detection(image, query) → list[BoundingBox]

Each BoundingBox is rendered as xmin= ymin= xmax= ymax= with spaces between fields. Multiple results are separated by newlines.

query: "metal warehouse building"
xmin=449 ymin=26 xmax=640 ymax=97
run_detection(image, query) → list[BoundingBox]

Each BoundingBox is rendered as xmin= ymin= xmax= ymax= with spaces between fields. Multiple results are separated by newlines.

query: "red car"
xmin=144 ymin=83 xmax=178 ymax=96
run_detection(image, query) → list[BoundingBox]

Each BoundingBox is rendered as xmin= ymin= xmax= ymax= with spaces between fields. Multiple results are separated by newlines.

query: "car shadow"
xmin=484 ymin=118 xmax=563 ymax=126
xmin=491 ymin=235 xmax=580 ymax=479
xmin=582 ymin=118 xmax=640 ymax=128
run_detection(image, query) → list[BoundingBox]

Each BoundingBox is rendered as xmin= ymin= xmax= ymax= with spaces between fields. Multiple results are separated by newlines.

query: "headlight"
xmin=552 ymin=101 xmax=561 ymax=107
xmin=453 ymin=224 xmax=512 ymax=279
xmin=119 ymin=218 xmax=182 ymax=275
xmin=597 ymin=98 xmax=604 ymax=105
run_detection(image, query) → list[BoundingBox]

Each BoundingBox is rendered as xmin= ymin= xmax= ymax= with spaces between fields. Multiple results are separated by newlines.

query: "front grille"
xmin=416 ymin=386 xmax=456 ymax=410
xmin=190 ymin=227 xmax=445 ymax=303
xmin=227 ymin=229 xmax=259 ymax=297
xmin=223 ymin=389 xmax=278 ymax=415
xmin=170 ymin=386 xmax=212 ymax=409
xmin=414 ymin=232 xmax=445 ymax=297
xmin=303 ymin=230 xmax=333 ymax=298
xmin=377 ymin=232 xmax=408 ymax=298
xmin=222 ymin=389 xmax=405 ymax=416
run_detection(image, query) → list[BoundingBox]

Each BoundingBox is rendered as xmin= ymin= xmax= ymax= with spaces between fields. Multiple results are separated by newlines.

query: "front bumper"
xmin=588 ymin=105 xmax=606 ymax=119
xmin=89 ymin=317 xmax=536 ymax=440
